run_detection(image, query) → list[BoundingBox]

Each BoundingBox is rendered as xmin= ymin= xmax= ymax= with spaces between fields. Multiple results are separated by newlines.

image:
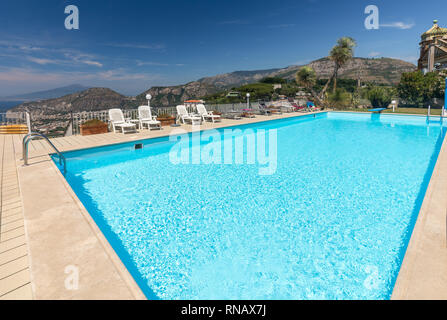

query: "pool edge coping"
xmin=50 ymin=158 xmax=147 ymax=300
xmin=18 ymin=111 xmax=321 ymax=299
xmin=16 ymin=110 xmax=447 ymax=299
xmin=391 ymin=126 xmax=447 ymax=299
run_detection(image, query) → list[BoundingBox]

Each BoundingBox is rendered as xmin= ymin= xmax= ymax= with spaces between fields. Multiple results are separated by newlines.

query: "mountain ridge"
xmin=2 ymin=84 xmax=90 ymax=102
xmin=11 ymin=57 xmax=416 ymax=114
xmin=12 ymin=88 xmax=131 ymax=116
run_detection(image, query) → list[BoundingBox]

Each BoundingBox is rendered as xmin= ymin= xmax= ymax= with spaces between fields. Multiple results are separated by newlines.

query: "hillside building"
xmin=418 ymin=20 xmax=447 ymax=73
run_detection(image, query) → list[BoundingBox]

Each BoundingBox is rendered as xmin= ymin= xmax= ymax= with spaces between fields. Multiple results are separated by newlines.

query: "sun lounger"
xmin=257 ymin=102 xmax=273 ymax=115
xmin=307 ymin=101 xmax=321 ymax=112
xmin=176 ymin=105 xmax=202 ymax=125
xmin=138 ymin=105 xmax=162 ymax=130
xmin=108 ymin=109 xmax=137 ymax=134
xmin=197 ymin=104 xmax=221 ymax=123
xmin=223 ymin=110 xmax=243 ymax=119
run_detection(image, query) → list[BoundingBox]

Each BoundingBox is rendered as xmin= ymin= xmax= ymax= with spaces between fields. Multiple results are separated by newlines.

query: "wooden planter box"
xmin=158 ymin=117 xmax=176 ymax=126
xmin=80 ymin=123 xmax=109 ymax=136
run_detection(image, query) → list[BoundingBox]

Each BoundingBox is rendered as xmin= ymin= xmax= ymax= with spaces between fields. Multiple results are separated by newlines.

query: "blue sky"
xmin=0 ymin=0 xmax=444 ymax=96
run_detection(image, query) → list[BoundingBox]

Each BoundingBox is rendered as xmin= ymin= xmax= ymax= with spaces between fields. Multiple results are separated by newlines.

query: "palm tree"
xmin=295 ymin=66 xmax=323 ymax=105
xmin=321 ymin=37 xmax=356 ymax=96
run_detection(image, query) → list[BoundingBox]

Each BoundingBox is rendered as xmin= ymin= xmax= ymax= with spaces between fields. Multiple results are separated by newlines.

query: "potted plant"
xmin=80 ymin=119 xmax=109 ymax=136
xmin=157 ymin=111 xmax=176 ymax=126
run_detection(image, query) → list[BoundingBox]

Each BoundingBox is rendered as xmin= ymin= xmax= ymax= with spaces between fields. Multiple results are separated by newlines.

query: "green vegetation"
xmin=314 ymin=79 xmax=358 ymax=95
xmin=295 ymin=66 xmax=323 ymax=105
xmin=383 ymin=107 xmax=442 ymax=115
xmin=260 ymin=77 xmax=288 ymax=84
xmin=203 ymin=83 xmax=277 ymax=103
xmin=327 ymin=89 xmax=352 ymax=109
xmin=295 ymin=37 xmax=357 ymax=105
xmin=366 ymin=86 xmax=394 ymax=108
xmin=398 ymin=70 xmax=445 ymax=107
xmin=324 ymin=37 xmax=356 ymax=94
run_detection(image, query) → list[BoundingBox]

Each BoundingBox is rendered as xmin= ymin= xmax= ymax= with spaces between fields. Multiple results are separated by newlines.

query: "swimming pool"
xmin=54 ymin=112 xmax=446 ymax=300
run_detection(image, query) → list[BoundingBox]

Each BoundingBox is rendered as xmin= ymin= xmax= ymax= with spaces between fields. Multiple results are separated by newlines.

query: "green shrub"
xmin=327 ymin=89 xmax=352 ymax=109
xmin=397 ymin=71 xmax=445 ymax=107
xmin=367 ymin=86 xmax=393 ymax=108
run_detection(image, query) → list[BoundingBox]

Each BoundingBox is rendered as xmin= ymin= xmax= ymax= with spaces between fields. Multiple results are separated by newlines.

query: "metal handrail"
xmin=22 ymin=132 xmax=67 ymax=174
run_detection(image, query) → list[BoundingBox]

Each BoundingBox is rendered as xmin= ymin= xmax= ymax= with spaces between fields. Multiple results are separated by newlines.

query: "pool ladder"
xmin=22 ymin=132 xmax=66 ymax=174
xmin=426 ymin=106 xmax=444 ymax=125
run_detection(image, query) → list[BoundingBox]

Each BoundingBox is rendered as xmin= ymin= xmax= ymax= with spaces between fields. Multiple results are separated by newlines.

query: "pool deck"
xmin=1 ymin=111 xmax=446 ymax=299
xmin=0 ymin=112 xmax=314 ymax=300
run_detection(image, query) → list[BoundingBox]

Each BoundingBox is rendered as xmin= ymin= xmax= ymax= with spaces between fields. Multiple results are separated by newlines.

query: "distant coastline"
xmin=0 ymin=100 xmax=25 ymax=112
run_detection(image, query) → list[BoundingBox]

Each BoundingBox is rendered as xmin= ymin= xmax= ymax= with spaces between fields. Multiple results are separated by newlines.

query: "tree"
xmin=321 ymin=37 xmax=357 ymax=96
xmin=260 ymin=77 xmax=287 ymax=84
xmin=295 ymin=66 xmax=323 ymax=105
xmin=398 ymin=71 xmax=445 ymax=107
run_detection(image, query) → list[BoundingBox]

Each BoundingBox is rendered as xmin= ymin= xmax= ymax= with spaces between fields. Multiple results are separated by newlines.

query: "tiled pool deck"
xmin=1 ymin=111 xmax=446 ymax=299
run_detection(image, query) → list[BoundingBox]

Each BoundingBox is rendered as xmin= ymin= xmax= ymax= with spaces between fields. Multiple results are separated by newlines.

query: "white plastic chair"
xmin=176 ymin=105 xmax=201 ymax=125
xmin=108 ymin=109 xmax=137 ymax=134
xmin=196 ymin=104 xmax=221 ymax=123
xmin=138 ymin=106 xmax=161 ymax=131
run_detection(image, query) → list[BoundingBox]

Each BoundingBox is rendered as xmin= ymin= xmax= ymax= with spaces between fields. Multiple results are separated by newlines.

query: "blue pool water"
xmin=54 ymin=112 xmax=446 ymax=300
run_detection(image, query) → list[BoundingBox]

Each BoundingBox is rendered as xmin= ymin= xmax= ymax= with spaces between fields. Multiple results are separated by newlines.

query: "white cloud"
xmin=105 ymin=43 xmax=165 ymax=50
xmin=82 ymin=60 xmax=103 ymax=67
xmin=96 ymin=69 xmax=151 ymax=81
xmin=0 ymin=67 xmax=157 ymax=84
xmin=380 ymin=22 xmax=415 ymax=30
xmin=27 ymin=57 xmax=59 ymax=65
xmin=368 ymin=52 xmax=381 ymax=58
xmin=63 ymin=53 xmax=103 ymax=67
xmin=137 ymin=61 xmax=185 ymax=67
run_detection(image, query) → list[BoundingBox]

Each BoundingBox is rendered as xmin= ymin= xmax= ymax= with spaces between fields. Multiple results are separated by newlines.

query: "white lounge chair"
xmin=176 ymin=105 xmax=201 ymax=125
xmin=108 ymin=109 xmax=137 ymax=134
xmin=138 ymin=105 xmax=162 ymax=131
xmin=196 ymin=104 xmax=221 ymax=123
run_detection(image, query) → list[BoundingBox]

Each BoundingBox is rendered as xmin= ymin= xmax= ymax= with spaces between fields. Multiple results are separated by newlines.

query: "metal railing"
xmin=0 ymin=112 xmax=27 ymax=126
xmin=70 ymin=102 xmax=273 ymax=135
xmin=69 ymin=101 xmax=278 ymax=135
xmin=22 ymin=132 xmax=66 ymax=174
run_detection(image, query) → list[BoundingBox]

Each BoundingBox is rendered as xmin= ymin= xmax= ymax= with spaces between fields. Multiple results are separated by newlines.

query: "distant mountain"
xmin=198 ymin=68 xmax=282 ymax=89
xmin=134 ymin=57 xmax=415 ymax=106
xmin=279 ymin=57 xmax=416 ymax=84
xmin=10 ymin=57 xmax=417 ymax=114
xmin=11 ymin=88 xmax=131 ymax=116
xmin=2 ymin=84 xmax=90 ymax=101
xmin=133 ymin=82 xmax=220 ymax=108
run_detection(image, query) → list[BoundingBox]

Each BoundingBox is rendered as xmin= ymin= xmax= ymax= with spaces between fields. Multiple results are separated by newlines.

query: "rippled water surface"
xmin=57 ymin=112 xmax=446 ymax=299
